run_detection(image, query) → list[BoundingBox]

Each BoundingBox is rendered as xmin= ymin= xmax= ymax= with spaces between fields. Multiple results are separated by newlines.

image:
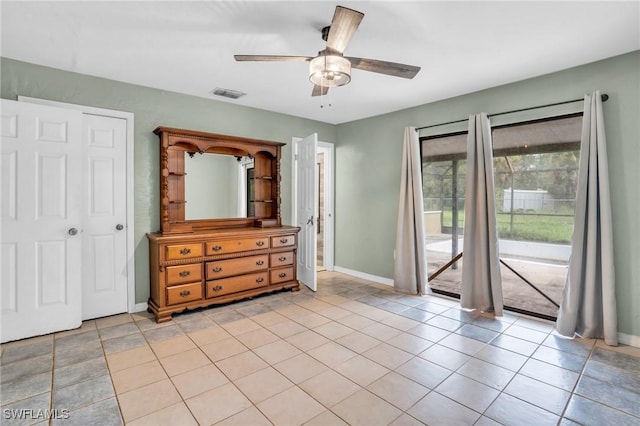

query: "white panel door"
xmin=1 ymin=99 xmax=83 ymax=343
xmin=296 ymin=134 xmax=318 ymax=291
xmin=81 ymin=114 xmax=128 ymax=319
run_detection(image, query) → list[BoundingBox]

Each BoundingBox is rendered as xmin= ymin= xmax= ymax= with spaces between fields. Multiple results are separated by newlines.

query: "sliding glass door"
xmin=421 ymin=114 xmax=582 ymax=319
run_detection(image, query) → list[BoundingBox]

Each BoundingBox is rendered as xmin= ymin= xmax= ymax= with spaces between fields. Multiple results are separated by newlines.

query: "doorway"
xmin=292 ymin=138 xmax=335 ymax=286
xmin=316 ymin=144 xmax=334 ymax=272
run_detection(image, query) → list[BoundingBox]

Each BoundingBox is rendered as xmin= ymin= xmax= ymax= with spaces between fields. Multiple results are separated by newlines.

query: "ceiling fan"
xmin=234 ymin=5 xmax=421 ymax=96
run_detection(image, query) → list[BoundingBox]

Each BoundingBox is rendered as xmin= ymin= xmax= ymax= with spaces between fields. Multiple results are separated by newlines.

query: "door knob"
xmin=306 ymin=216 xmax=314 ymax=226
xmin=68 ymin=228 xmax=78 ymax=236
xmin=116 ymin=224 xmax=124 ymax=231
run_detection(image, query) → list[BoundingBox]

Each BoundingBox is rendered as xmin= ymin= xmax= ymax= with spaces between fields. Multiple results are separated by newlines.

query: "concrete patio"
xmin=426 ymin=236 xmax=568 ymax=318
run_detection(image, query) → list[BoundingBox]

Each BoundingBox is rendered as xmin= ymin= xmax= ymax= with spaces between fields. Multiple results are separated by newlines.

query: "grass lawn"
xmin=442 ymin=210 xmax=574 ymax=244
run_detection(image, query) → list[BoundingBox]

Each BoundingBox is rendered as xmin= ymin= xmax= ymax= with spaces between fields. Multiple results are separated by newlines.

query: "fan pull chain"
xmin=320 ymin=86 xmax=332 ymax=109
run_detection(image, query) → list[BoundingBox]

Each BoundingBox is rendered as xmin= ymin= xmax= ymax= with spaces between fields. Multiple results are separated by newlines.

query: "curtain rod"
xmin=415 ymin=93 xmax=609 ymax=131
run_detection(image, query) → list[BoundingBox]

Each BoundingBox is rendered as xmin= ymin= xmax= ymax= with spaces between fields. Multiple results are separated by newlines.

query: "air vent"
xmin=210 ymin=87 xmax=246 ymax=99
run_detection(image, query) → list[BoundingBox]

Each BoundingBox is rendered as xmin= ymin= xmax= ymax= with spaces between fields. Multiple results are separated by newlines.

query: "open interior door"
xmin=296 ymin=133 xmax=318 ymax=291
xmin=1 ymin=99 xmax=83 ymax=343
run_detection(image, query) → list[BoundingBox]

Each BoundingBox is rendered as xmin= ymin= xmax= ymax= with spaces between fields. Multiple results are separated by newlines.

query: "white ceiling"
xmin=2 ymin=1 xmax=638 ymax=124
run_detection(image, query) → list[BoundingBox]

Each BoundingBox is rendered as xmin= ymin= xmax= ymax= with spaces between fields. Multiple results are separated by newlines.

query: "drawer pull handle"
xmin=180 ymin=248 xmax=191 ymax=255
xmin=213 ymin=266 xmax=222 ymax=273
xmin=279 ymin=272 xmax=287 ymax=278
xmin=212 ymin=285 xmax=223 ymax=292
xmin=179 ymin=270 xmax=191 ymax=277
xmin=256 ymin=260 xmax=264 ymax=266
xmin=278 ymin=256 xmax=287 ymax=262
xmin=179 ymin=290 xmax=191 ymax=297
xmin=280 ymin=238 xmax=288 ymax=244
xmin=256 ymin=277 xmax=264 ymax=283
xmin=256 ymin=241 xmax=265 ymax=247
xmin=212 ymin=245 xmax=222 ymax=252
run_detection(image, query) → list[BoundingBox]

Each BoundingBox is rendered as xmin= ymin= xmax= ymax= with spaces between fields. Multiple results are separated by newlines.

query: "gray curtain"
xmin=556 ymin=91 xmax=618 ymax=346
xmin=461 ymin=113 xmax=503 ymax=315
xmin=394 ymin=127 xmax=428 ymax=295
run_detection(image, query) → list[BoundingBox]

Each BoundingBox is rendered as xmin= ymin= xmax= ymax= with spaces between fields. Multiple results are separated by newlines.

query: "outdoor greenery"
xmin=440 ymin=210 xmax=574 ymax=244
xmin=423 ymin=149 xmax=580 ymax=245
xmin=494 ymin=151 xmax=580 ymax=200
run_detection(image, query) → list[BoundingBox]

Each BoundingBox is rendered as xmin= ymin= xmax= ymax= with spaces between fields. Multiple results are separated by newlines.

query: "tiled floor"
xmin=1 ymin=271 xmax=639 ymax=426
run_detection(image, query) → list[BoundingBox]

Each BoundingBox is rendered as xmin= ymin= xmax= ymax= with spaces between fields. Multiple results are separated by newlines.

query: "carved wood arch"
xmin=154 ymin=126 xmax=284 ymax=234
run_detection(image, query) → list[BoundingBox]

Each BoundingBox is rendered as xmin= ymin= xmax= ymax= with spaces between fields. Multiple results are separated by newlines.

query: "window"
xmin=421 ymin=114 xmax=582 ymax=319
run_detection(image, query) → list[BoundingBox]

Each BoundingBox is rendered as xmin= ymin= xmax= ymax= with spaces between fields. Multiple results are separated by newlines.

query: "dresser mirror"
xmin=184 ymin=153 xmax=254 ymax=220
xmin=154 ymin=127 xmax=284 ymax=234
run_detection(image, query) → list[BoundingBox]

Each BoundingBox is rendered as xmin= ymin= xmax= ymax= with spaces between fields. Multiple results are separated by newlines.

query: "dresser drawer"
xmin=271 ymin=235 xmax=295 ymax=249
xmin=166 ymin=264 xmax=202 ymax=285
xmin=270 ymin=267 xmax=294 ymax=284
xmin=206 ymin=255 xmax=268 ymax=280
xmin=165 ymin=243 xmax=203 ymax=260
xmin=166 ymin=282 xmax=203 ymax=305
xmin=206 ymin=272 xmax=268 ymax=298
xmin=270 ymin=251 xmax=294 ymax=267
xmin=206 ymin=237 xmax=269 ymax=255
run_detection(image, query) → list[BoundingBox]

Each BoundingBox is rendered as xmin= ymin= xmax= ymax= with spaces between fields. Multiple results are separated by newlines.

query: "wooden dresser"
xmin=147 ymin=127 xmax=300 ymax=322
xmin=148 ymin=226 xmax=299 ymax=323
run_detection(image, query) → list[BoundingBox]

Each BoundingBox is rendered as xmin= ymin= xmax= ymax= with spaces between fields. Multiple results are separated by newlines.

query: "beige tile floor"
xmin=1 ymin=271 xmax=639 ymax=425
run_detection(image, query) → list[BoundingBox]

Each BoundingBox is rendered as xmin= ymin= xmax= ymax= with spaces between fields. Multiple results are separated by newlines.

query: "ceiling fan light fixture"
xmin=309 ymin=55 xmax=351 ymax=87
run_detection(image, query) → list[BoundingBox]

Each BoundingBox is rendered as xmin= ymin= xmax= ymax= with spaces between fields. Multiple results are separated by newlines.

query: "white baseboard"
xmin=618 ymin=332 xmax=640 ymax=348
xmin=131 ymin=302 xmax=148 ymax=313
xmin=333 ymin=266 xmax=394 ymax=287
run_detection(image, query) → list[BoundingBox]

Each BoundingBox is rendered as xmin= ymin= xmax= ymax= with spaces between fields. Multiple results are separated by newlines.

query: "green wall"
xmin=334 ymin=51 xmax=639 ymax=338
xmin=2 ymin=51 xmax=638 ymax=338
xmin=0 ymin=57 xmax=337 ymax=306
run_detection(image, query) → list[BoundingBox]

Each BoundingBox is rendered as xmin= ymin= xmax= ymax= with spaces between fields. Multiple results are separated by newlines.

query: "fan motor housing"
xmin=321 ymin=26 xmax=331 ymax=42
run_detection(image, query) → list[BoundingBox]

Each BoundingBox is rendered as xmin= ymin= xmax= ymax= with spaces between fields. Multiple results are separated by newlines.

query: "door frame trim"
xmin=18 ymin=96 xmax=136 ymax=314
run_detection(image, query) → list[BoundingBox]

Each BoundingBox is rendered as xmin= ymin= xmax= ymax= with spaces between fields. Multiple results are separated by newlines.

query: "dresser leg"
xmin=156 ymin=312 xmax=173 ymax=323
xmin=147 ymin=299 xmax=173 ymax=323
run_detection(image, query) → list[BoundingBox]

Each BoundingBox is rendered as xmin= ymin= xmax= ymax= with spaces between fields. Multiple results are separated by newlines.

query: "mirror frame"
xmin=154 ymin=126 xmax=284 ymax=234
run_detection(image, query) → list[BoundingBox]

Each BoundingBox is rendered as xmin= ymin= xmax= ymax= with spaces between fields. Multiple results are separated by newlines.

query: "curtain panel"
xmin=556 ymin=91 xmax=618 ymax=346
xmin=394 ymin=127 xmax=428 ymax=295
xmin=460 ymin=113 xmax=503 ymax=315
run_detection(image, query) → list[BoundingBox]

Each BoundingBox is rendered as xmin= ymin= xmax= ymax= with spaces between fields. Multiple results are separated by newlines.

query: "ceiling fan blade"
xmin=347 ymin=57 xmax=421 ymax=79
xmin=312 ymin=85 xmax=329 ymax=97
xmin=326 ymin=6 xmax=364 ymax=54
xmin=234 ymin=55 xmax=312 ymax=62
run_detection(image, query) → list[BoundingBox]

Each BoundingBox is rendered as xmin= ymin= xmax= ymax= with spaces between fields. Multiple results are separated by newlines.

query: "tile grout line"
xmin=477 ymin=324 xmax=545 ymax=424
xmin=555 ymin=339 xmax=640 ymax=422
xmin=48 ymin=335 xmax=55 ymax=426
xmin=178 ymin=314 xmax=253 ymax=425
xmin=109 ymin=316 xmax=152 ymax=425
xmin=3 ymin=275 xmax=638 ymax=425
xmin=100 ymin=325 xmax=126 ymax=426
xmin=556 ymin=338 xmax=598 ymax=422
